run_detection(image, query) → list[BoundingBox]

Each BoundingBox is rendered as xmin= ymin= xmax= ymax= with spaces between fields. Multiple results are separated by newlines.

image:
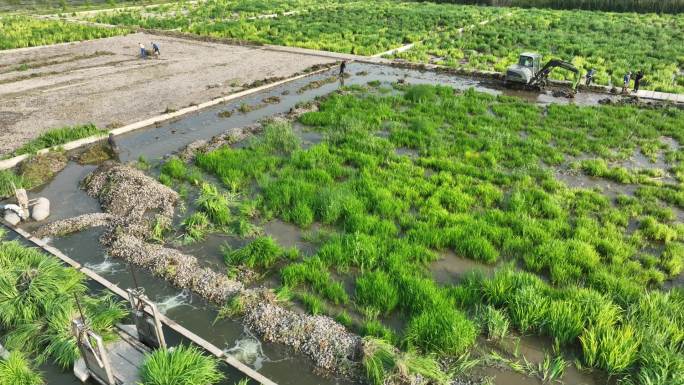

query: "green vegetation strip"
xmin=160 ymin=82 xmax=684 ymax=384
xmin=92 ymin=0 xmax=502 ymax=55
xmin=0 ymin=15 xmax=128 ymax=50
xmin=394 ymin=8 xmax=684 ymax=93
xmin=0 ymin=351 xmax=43 ymax=385
xmin=407 ymin=0 xmax=684 ymax=14
xmin=11 ymin=124 xmax=107 ymax=156
xmin=139 ymin=344 xmax=224 ymax=385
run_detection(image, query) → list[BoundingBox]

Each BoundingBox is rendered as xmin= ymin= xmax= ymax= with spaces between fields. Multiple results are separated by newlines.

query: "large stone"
xmin=31 ymin=197 xmax=50 ymax=221
xmin=4 ymin=211 xmax=21 ymax=226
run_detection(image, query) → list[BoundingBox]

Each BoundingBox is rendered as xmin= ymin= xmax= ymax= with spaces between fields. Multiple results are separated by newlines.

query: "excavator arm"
xmin=531 ymin=59 xmax=580 ymax=90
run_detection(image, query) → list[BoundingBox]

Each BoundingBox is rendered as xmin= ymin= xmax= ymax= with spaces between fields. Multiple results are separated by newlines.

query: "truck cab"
xmin=505 ymin=52 xmax=542 ymax=84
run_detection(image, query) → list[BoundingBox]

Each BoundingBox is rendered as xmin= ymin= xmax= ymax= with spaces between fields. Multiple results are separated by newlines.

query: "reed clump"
xmin=139 ymin=345 xmax=224 ymax=385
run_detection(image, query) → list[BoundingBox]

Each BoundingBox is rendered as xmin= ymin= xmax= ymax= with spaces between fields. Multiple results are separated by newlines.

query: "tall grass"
xmin=404 ymin=307 xmax=477 ymax=356
xmin=282 ymin=257 xmax=349 ymax=305
xmin=222 ymin=236 xmax=283 ymax=269
xmin=580 ymin=324 xmax=641 ymax=374
xmin=0 ymin=240 xmax=126 ymax=368
xmin=12 ymin=124 xmax=105 ymax=156
xmin=196 ymin=183 xmax=233 ymax=226
xmin=181 ymin=212 xmax=211 ymax=244
xmin=0 ymin=352 xmax=43 ymax=385
xmin=362 ymin=337 xmax=449 ymax=385
xmin=0 ymin=170 xmax=24 ymax=199
xmin=139 ymin=345 xmax=224 ymax=385
xmin=355 ymin=271 xmax=399 ymax=315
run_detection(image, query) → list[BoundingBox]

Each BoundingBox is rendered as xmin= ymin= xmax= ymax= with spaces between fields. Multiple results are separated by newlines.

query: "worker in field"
xmin=634 ymin=70 xmax=644 ymax=92
xmin=151 ymin=41 xmax=160 ymax=57
xmin=585 ymin=68 xmax=596 ymax=86
xmin=339 ymin=61 xmax=347 ymax=76
xmin=622 ymin=71 xmax=632 ymax=94
xmin=139 ymin=42 xmax=146 ymax=59
xmin=108 ymin=133 xmax=119 ymax=155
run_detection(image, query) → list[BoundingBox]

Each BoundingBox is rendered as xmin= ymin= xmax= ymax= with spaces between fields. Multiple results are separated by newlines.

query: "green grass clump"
xmin=282 ymin=257 xmax=349 ymax=304
xmin=544 ymin=300 xmax=585 ymax=346
xmin=362 ymin=319 xmax=397 ymax=343
xmin=0 ymin=240 xmax=127 ymax=368
xmin=196 ymin=183 xmax=233 ymax=226
xmin=640 ymin=216 xmax=677 ymax=243
xmin=362 ymin=337 xmax=449 ymax=385
xmin=0 ymin=170 xmax=24 ymax=199
xmin=222 ymin=236 xmax=283 ymax=269
xmin=182 ymin=212 xmax=212 ymax=244
xmin=355 ymin=271 xmax=399 ymax=315
xmin=18 ymin=152 xmax=67 ymax=188
xmin=661 ymin=242 xmax=684 ymax=276
xmin=580 ymin=324 xmax=641 ymax=374
xmin=139 ymin=345 xmax=224 ymax=385
xmin=297 ymin=292 xmax=326 ymax=315
xmin=479 ymin=305 xmax=509 ymax=341
xmin=161 ymin=157 xmax=189 ymax=181
xmin=252 ymin=120 xmax=301 ymax=155
xmin=404 ymin=306 xmax=477 ymax=356
xmin=0 ymin=352 xmax=43 ymax=385
xmin=12 ymin=124 xmax=105 ymax=156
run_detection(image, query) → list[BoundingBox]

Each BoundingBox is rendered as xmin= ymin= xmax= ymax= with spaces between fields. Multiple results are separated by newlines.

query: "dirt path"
xmin=0 ymin=32 xmax=335 ymax=156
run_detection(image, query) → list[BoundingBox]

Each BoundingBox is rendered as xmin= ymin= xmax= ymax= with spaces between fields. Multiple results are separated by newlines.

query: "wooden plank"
xmin=1 ymin=221 xmax=278 ymax=385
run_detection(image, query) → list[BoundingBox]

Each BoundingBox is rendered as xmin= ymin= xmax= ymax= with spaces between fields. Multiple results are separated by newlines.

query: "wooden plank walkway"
xmin=1 ymin=221 xmax=278 ymax=385
xmin=108 ymin=326 xmax=149 ymax=385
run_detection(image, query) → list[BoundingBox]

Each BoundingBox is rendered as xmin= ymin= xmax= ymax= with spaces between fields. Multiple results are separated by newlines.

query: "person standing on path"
xmin=622 ymin=71 xmax=632 ymax=94
xmin=634 ymin=70 xmax=644 ymax=92
xmin=139 ymin=42 xmax=146 ymax=59
xmin=151 ymin=42 xmax=160 ymax=57
xmin=108 ymin=133 xmax=119 ymax=155
xmin=585 ymin=69 xmax=596 ymax=86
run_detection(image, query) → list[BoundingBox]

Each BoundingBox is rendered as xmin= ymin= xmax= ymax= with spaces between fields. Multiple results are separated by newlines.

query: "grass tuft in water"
xmin=139 ymin=345 xmax=224 ymax=385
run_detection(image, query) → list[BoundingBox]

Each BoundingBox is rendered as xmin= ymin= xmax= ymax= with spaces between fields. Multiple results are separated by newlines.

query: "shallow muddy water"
xmin=7 ymin=62 xmax=624 ymax=385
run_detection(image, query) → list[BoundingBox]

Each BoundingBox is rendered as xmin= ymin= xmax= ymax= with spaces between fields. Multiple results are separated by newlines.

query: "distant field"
xmin=0 ymin=15 xmax=128 ymax=49
xmin=393 ymin=8 xmax=684 ymax=93
xmin=90 ymin=1 xmax=684 ymax=93
xmin=91 ymin=0 xmax=503 ymax=55
xmin=0 ymin=0 xmax=154 ymax=12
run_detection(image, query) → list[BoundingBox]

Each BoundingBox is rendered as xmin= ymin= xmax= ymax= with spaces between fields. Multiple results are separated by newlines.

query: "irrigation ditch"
xmin=2 ymin=62 xmax=683 ymax=385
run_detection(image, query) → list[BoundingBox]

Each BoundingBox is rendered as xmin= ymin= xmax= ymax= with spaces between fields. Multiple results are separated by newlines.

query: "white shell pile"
xmin=35 ymin=213 xmax=114 ymax=238
xmin=178 ymin=124 xmax=260 ymax=161
xmin=107 ymin=234 xmax=243 ymax=302
xmin=243 ymin=299 xmax=362 ymax=376
xmin=83 ymin=162 xmax=178 ymax=222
